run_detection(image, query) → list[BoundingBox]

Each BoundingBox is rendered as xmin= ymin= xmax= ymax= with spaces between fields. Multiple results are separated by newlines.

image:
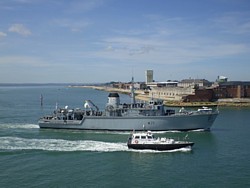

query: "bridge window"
xmin=141 ymin=136 xmax=146 ymax=139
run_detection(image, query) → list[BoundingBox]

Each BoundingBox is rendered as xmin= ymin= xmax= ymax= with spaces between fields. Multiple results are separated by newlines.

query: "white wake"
xmin=0 ymin=137 xmax=127 ymax=152
xmin=0 ymin=123 xmax=39 ymax=129
xmin=0 ymin=136 xmax=192 ymax=153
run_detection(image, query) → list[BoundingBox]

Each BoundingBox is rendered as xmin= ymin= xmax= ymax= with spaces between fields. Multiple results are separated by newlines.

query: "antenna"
xmin=40 ymin=94 xmax=43 ymax=107
xmin=130 ymin=76 xmax=136 ymax=104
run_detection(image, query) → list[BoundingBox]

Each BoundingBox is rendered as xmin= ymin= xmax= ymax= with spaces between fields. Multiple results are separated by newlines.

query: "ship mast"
xmin=130 ymin=76 xmax=136 ymax=104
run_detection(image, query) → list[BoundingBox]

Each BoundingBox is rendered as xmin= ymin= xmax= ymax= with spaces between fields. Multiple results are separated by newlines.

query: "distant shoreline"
xmin=70 ymin=85 xmax=250 ymax=107
xmin=0 ymin=83 xmax=71 ymax=87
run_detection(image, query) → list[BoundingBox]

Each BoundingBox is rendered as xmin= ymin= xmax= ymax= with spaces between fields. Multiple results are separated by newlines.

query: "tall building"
xmin=145 ymin=70 xmax=153 ymax=84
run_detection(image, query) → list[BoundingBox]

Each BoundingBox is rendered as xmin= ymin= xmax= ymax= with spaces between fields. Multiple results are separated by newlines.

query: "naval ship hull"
xmin=38 ymin=112 xmax=218 ymax=131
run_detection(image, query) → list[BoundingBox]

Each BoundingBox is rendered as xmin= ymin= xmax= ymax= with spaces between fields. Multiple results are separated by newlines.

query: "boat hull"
xmin=127 ymin=142 xmax=194 ymax=151
xmin=38 ymin=112 xmax=218 ymax=131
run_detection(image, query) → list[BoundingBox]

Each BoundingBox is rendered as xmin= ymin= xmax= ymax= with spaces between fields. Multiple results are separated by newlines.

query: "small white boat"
xmin=127 ymin=131 xmax=194 ymax=151
xmin=197 ymin=106 xmax=213 ymax=113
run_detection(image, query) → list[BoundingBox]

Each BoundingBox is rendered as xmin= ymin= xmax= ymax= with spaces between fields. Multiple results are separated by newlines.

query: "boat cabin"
xmin=131 ymin=131 xmax=155 ymax=141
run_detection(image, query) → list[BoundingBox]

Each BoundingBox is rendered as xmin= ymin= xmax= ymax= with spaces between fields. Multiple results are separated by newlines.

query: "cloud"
xmin=0 ymin=32 xmax=7 ymax=38
xmin=53 ymin=19 xmax=90 ymax=32
xmin=211 ymin=11 xmax=250 ymax=35
xmin=94 ymin=11 xmax=250 ymax=65
xmin=0 ymin=55 xmax=48 ymax=67
xmin=8 ymin=24 xmax=31 ymax=36
xmin=105 ymin=45 xmax=114 ymax=51
xmin=68 ymin=0 xmax=104 ymax=13
xmin=90 ymin=34 xmax=249 ymax=68
xmin=129 ymin=46 xmax=155 ymax=56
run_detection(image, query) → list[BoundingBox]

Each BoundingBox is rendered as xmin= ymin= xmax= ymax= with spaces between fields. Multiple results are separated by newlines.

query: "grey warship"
xmin=38 ymin=82 xmax=219 ymax=131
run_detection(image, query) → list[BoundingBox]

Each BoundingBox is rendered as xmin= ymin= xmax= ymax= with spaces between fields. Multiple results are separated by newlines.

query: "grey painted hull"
xmin=39 ymin=112 xmax=218 ymax=131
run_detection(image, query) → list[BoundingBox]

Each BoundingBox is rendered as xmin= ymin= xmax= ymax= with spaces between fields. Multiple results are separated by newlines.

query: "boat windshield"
xmin=133 ymin=133 xmax=155 ymax=140
xmin=141 ymin=136 xmax=146 ymax=139
xmin=147 ymin=135 xmax=153 ymax=139
xmin=134 ymin=136 xmax=140 ymax=139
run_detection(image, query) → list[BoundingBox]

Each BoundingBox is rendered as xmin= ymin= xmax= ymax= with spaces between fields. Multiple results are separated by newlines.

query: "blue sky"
xmin=0 ymin=0 xmax=250 ymax=83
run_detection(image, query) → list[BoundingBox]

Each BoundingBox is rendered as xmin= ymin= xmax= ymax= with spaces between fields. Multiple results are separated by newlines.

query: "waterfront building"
xmin=178 ymin=78 xmax=212 ymax=88
xmin=216 ymin=76 xmax=228 ymax=83
xmin=214 ymin=81 xmax=250 ymax=98
xmin=145 ymin=70 xmax=153 ymax=84
xmin=183 ymin=88 xmax=215 ymax=102
xmin=148 ymin=85 xmax=195 ymax=101
xmin=112 ymin=82 xmax=145 ymax=90
xmin=146 ymin=81 xmax=178 ymax=88
xmin=110 ymin=72 xmax=250 ymax=102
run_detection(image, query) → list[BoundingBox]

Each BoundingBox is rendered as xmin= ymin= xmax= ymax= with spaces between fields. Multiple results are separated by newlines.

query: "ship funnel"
xmin=107 ymin=93 xmax=120 ymax=107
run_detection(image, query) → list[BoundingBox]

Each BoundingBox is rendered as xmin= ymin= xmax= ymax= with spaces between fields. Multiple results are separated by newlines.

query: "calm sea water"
xmin=0 ymin=86 xmax=250 ymax=188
